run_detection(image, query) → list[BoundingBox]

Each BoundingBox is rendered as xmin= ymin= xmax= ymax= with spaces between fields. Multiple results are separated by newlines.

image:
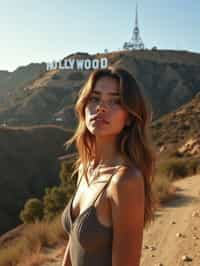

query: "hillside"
xmin=0 ymin=63 xmax=46 ymax=106
xmin=151 ymin=90 xmax=200 ymax=159
xmin=0 ymin=50 xmax=200 ymax=127
xmin=0 ymin=48 xmax=200 ymax=238
xmin=0 ymin=125 xmax=73 ymax=235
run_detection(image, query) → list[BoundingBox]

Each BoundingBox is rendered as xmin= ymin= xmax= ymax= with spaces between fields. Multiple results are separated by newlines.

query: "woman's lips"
xmin=91 ymin=116 xmax=109 ymax=124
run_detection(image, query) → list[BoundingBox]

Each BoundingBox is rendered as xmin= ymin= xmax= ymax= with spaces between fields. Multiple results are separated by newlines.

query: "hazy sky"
xmin=0 ymin=0 xmax=199 ymax=71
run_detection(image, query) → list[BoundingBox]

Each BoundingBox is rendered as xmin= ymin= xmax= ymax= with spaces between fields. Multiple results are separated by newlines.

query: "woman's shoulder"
xmin=112 ymin=163 xmax=143 ymax=184
xmin=106 ymin=163 xmax=143 ymax=199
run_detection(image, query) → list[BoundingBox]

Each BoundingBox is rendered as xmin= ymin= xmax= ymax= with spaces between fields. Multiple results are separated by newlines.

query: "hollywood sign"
xmin=46 ymin=58 xmax=108 ymax=71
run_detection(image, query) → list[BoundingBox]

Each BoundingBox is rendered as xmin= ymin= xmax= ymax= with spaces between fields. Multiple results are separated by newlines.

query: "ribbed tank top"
xmin=61 ymin=166 xmax=121 ymax=266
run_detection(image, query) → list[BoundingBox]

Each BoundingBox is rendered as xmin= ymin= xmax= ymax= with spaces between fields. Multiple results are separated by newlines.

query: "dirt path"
xmin=140 ymin=174 xmax=200 ymax=266
xmin=42 ymin=174 xmax=200 ymax=266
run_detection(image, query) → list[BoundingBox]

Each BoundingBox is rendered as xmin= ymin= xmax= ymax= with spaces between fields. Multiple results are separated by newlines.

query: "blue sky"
xmin=0 ymin=0 xmax=199 ymax=71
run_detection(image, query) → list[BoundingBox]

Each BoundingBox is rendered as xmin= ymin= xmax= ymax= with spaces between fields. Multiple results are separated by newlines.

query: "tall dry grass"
xmin=0 ymin=214 xmax=68 ymax=266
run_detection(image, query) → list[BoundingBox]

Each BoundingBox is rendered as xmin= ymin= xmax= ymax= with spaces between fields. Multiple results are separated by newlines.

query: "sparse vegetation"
xmin=1 ymin=155 xmax=200 ymax=265
xmin=0 ymin=216 xmax=67 ymax=266
xmin=152 ymin=173 xmax=177 ymax=203
xmin=157 ymin=157 xmax=200 ymax=181
xmin=20 ymin=159 xmax=76 ymax=223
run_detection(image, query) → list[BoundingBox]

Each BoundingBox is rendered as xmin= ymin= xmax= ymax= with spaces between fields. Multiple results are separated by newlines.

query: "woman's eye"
xmin=109 ymin=99 xmax=121 ymax=105
xmin=90 ymin=96 xmax=99 ymax=102
xmin=88 ymin=96 xmax=121 ymax=106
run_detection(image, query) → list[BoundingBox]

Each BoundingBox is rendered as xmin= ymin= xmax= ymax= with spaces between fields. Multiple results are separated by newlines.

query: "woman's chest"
xmin=71 ymin=175 xmax=113 ymax=229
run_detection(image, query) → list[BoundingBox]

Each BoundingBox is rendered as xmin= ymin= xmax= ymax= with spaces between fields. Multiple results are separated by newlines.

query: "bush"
xmin=187 ymin=158 xmax=200 ymax=175
xmin=169 ymin=150 xmax=183 ymax=158
xmin=60 ymin=160 xmax=75 ymax=186
xmin=157 ymin=157 xmax=200 ymax=180
xmin=20 ymin=198 xmax=44 ymax=224
xmin=152 ymin=173 xmax=174 ymax=203
xmin=158 ymin=158 xmax=188 ymax=180
xmin=43 ymin=186 xmax=68 ymax=220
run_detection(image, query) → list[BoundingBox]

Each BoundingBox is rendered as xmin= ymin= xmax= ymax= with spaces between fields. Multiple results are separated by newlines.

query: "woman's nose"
xmin=96 ymin=101 xmax=107 ymax=112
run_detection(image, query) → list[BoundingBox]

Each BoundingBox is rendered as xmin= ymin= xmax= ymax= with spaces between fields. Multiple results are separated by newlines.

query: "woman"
xmin=61 ymin=67 xmax=157 ymax=266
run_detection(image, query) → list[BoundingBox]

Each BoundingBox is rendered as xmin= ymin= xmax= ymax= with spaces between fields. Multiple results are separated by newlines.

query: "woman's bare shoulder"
xmin=112 ymin=163 xmax=143 ymax=184
xmin=106 ymin=163 xmax=143 ymax=199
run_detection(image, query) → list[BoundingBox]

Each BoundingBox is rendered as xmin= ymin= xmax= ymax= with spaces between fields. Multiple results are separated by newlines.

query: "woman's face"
xmin=85 ymin=76 xmax=129 ymax=138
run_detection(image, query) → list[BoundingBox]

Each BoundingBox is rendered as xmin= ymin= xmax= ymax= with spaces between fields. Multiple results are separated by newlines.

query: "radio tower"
xmin=123 ymin=2 xmax=144 ymax=50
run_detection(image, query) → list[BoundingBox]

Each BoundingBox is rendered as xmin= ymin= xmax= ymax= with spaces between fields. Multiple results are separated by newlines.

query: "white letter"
xmin=58 ymin=60 xmax=65 ymax=70
xmin=76 ymin=59 xmax=84 ymax=70
xmin=64 ymin=59 xmax=73 ymax=69
xmin=52 ymin=60 xmax=58 ymax=70
xmin=92 ymin=59 xmax=99 ymax=69
xmin=100 ymin=57 xmax=108 ymax=68
xmin=84 ymin=59 xmax=91 ymax=70
xmin=68 ymin=59 xmax=75 ymax=69
xmin=46 ymin=62 xmax=54 ymax=71
xmin=64 ymin=59 xmax=69 ymax=69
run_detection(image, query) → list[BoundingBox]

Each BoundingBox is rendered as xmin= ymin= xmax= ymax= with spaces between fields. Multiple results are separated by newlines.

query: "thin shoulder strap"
xmin=92 ymin=165 xmax=121 ymax=206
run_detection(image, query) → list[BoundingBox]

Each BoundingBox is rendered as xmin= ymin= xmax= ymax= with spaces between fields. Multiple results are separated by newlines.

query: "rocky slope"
xmin=151 ymin=90 xmax=200 ymax=158
xmin=0 ymin=63 xmax=46 ymax=106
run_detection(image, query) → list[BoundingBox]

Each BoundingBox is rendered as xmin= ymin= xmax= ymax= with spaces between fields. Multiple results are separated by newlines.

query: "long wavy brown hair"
xmin=64 ymin=66 xmax=157 ymax=229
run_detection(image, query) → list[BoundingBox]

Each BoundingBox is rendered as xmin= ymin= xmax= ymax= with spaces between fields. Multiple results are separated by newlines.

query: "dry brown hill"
xmin=151 ymin=90 xmax=200 ymax=159
xmin=0 ymin=63 xmax=46 ymax=106
xmin=0 ymin=49 xmax=200 ymax=127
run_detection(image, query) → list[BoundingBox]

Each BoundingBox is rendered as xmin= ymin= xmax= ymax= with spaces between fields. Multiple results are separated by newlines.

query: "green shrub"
xmin=43 ymin=186 xmax=68 ymax=220
xmin=20 ymin=198 xmax=44 ymax=224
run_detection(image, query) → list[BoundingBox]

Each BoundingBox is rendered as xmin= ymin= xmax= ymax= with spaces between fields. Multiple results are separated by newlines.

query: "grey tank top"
xmin=61 ymin=166 xmax=120 ymax=266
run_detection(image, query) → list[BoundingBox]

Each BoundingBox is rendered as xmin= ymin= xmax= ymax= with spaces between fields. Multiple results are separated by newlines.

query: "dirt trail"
xmin=140 ymin=174 xmax=200 ymax=266
xmin=42 ymin=174 xmax=200 ymax=266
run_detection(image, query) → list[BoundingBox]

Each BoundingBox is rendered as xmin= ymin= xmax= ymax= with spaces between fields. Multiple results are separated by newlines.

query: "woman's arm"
xmin=61 ymin=236 xmax=72 ymax=266
xmin=110 ymin=167 xmax=145 ymax=266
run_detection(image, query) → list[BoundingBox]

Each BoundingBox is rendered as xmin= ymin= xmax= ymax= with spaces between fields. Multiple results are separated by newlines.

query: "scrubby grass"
xmin=157 ymin=157 xmax=200 ymax=181
xmin=153 ymin=156 xmax=200 ymax=204
xmin=17 ymin=251 xmax=47 ymax=266
xmin=0 ymin=214 xmax=68 ymax=266
xmin=152 ymin=173 xmax=178 ymax=204
xmin=0 ymin=241 xmax=26 ymax=266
